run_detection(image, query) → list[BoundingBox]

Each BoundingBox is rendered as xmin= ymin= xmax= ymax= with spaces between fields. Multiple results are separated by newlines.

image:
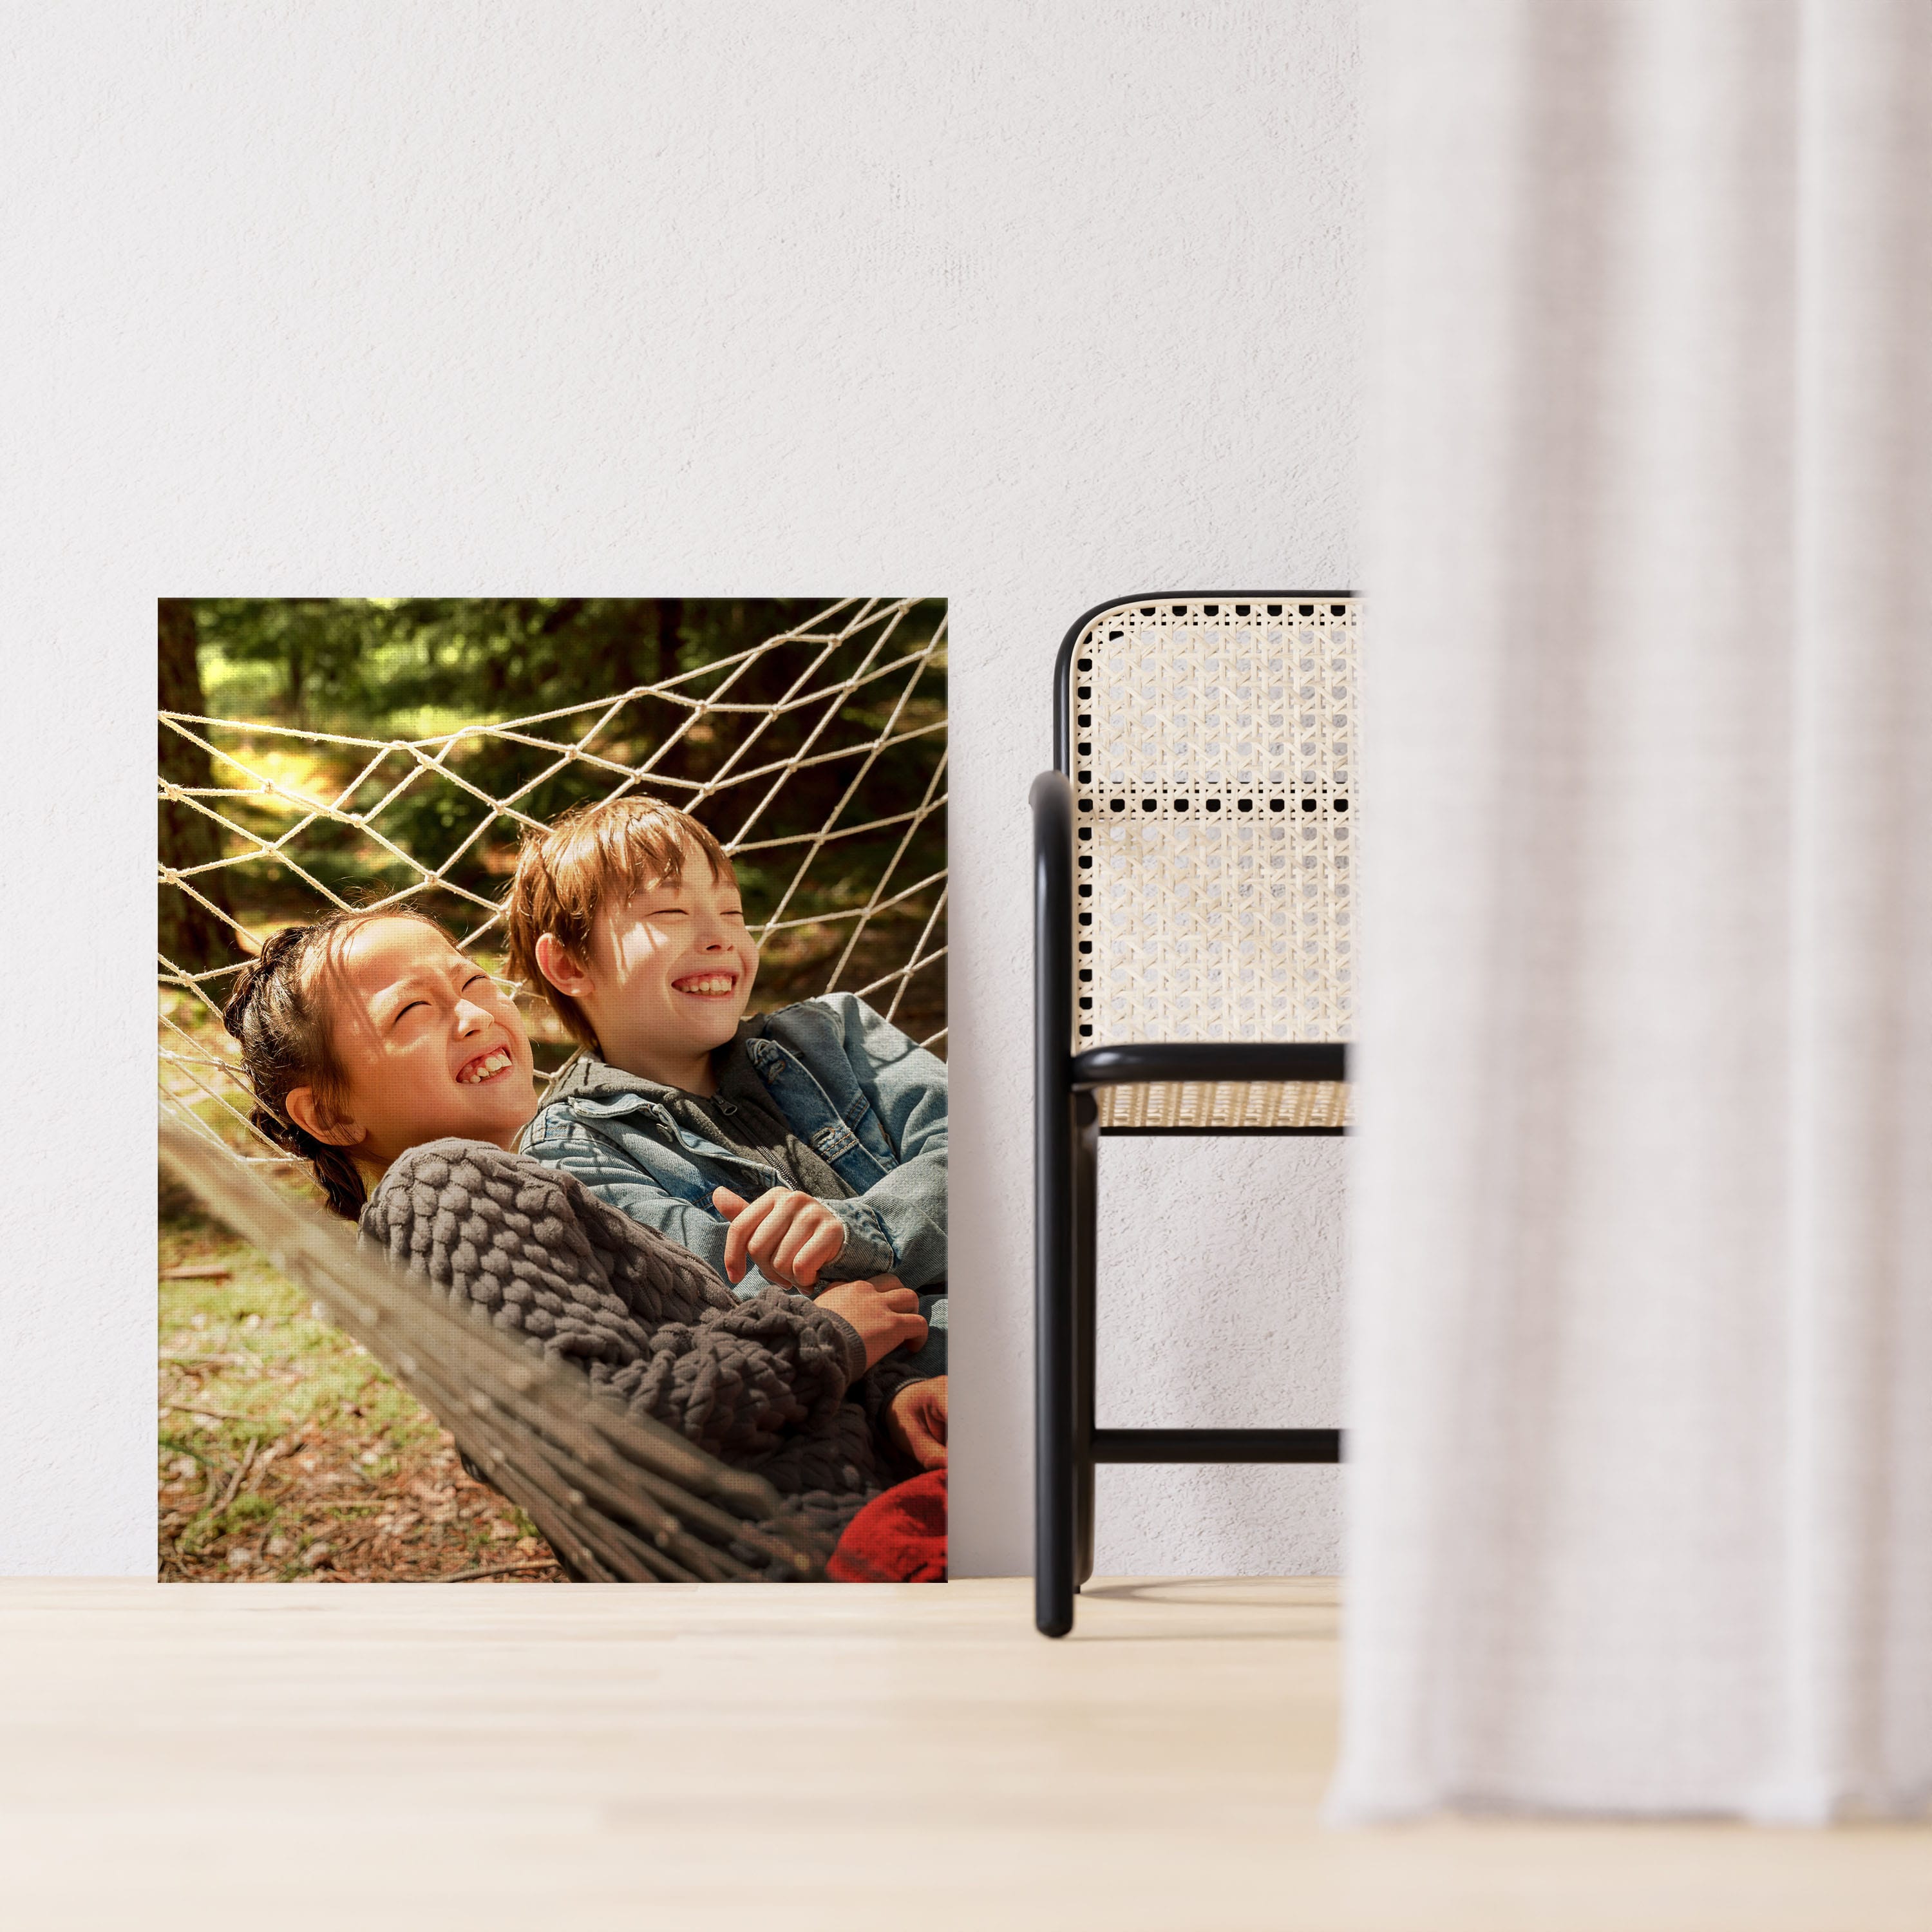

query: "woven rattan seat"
xmin=1032 ymin=592 xmax=1356 ymax=1636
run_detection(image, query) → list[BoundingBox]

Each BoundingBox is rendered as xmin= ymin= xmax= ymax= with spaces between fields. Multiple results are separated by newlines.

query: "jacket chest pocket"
xmin=839 ymin=1088 xmax=900 ymax=1169
xmin=746 ymin=1038 xmax=893 ymax=1187
xmin=811 ymin=1119 xmax=863 ymax=1164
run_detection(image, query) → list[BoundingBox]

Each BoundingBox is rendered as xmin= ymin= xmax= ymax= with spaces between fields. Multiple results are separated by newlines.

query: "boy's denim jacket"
xmin=517 ymin=992 xmax=947 ymax=1306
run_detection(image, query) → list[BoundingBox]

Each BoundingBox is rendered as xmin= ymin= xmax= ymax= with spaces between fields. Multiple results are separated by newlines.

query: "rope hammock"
xmin=156 ymin=596 xmax=947 ymax=1577
xmin=156 ymin=1119 xmax=824 ymax=1582
xmin=160 ymin=596 xmax=947 ymax=1166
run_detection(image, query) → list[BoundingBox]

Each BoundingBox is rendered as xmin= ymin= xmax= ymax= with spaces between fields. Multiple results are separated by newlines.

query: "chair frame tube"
xmin=1032 ymin=768 xmax=1079 ymax=1636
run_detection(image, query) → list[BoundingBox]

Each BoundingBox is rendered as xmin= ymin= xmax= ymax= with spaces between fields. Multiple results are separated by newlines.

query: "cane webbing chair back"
xmin=1062 ymin=594 xmax=1358 ymax=1132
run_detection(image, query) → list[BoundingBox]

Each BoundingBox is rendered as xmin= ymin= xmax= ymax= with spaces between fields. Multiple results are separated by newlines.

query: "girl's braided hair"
xmin=221 ymin=907 xmax=446 ymax=1221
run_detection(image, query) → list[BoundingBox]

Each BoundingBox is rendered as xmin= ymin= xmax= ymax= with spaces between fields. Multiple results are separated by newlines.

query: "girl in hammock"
xmin=220 ymin=908 xmax=947 ymax=1564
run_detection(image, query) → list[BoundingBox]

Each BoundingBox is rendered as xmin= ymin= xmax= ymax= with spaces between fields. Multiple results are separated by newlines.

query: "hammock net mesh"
xmin=158 ymin=596 xmax=948 ymax=1177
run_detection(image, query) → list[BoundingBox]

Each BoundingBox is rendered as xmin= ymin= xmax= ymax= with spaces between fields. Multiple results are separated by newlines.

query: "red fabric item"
xmin=827 ymin=1470 xmax=949 ymax=1582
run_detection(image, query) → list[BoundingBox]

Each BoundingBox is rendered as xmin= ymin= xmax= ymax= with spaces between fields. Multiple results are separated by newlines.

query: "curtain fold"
xmin=1332 ymin=0 xmax=1932 ymax=1821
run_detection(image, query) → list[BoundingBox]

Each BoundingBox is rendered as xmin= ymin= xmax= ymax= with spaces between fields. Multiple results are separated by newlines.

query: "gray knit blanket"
xmin=360 ymin=1141 xmax=912 ymax=1530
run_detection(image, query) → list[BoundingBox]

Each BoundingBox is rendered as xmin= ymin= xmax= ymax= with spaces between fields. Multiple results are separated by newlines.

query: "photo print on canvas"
xmin=158 ymin=597 xmax=947 ymax=1584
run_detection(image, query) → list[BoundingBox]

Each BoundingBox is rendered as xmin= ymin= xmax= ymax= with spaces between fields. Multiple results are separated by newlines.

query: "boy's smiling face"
xmin=560 ymin=855 xmax=759 ymax=1092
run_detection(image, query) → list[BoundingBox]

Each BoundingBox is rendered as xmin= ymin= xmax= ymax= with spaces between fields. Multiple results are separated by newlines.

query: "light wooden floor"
xmin=1 ymin=1577 xmax=1926 ymax=1931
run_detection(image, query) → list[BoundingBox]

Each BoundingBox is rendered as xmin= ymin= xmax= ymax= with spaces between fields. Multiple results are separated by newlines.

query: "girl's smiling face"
xmin=287 ymin=917 xmax=538 ymax=1171
xmin=553 ymin=859 xmax=759 ymax=1092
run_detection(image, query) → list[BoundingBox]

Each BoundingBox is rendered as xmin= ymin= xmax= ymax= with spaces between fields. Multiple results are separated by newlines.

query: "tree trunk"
xmin=656 ymin=598 xmax=684 ymax=667
xmin=158 ymin=599 xmax=238 ymax=977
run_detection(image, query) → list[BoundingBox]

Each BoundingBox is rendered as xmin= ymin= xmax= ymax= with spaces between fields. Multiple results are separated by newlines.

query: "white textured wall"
xmin=1 ymin=1 xmax=1361 ymax=1576
xmin=1093 ymin=1138 xmax=1346 ymax=1574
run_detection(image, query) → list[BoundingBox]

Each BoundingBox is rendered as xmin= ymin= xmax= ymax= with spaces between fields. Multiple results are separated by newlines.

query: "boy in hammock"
xmin=502 ymin=796 xmax=949 ymax=1404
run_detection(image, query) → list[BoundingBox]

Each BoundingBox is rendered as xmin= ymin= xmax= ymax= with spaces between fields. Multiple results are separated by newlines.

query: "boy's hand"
xmin=813 ymin=1274 xmax=927 ymax=1372
xmin=713 ymin=1185 xmax=848 ymax=1288
xmin=885 ymin=1375 xmax=947 ymax=1470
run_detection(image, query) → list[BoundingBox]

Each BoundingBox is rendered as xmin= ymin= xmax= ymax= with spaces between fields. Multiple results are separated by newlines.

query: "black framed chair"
xmin=1032 ymin=592 xmax=1356 ymax=1636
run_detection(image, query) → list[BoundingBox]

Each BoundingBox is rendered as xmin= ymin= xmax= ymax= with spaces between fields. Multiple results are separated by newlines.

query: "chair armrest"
xmin=1071 ymin=1041 xmax=1349 ymax=1088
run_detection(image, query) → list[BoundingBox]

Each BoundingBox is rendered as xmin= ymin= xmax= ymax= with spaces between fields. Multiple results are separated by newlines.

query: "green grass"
xmin=158 ymin=1197 xmax=561 ymax=1584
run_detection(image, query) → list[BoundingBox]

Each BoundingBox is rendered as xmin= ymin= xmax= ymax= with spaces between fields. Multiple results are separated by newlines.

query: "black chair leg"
xmin=1073 ymin=1091 xmax=1098 ymax=1591
xmin=1035 ymin=1075 xmax=1077 ymax=1638
xmin=1032 ymin=766 xmax=1080 ymax=1636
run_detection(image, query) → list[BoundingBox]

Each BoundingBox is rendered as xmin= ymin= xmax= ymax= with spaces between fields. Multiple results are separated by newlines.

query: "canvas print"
xmin=158 ymin=598 xmax=947 ymax=1582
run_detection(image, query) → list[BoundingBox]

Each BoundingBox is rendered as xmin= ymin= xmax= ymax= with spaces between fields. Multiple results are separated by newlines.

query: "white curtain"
xmin=1332 ymin=0 xmax=1932 ymax=1820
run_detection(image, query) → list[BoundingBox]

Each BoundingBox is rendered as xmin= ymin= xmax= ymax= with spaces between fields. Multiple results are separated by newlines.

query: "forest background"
xmin=156 ymin=596 xmax=947 ymax=1583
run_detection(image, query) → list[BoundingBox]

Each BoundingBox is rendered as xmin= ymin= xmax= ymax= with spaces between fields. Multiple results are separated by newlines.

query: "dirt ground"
xmin=158 ymin=1186 xmax=565 ymax=1586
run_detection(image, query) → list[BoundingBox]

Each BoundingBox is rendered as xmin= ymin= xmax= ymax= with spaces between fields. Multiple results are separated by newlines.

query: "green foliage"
xmin=185 ymin=599 xmax=947 ymax=1035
